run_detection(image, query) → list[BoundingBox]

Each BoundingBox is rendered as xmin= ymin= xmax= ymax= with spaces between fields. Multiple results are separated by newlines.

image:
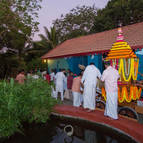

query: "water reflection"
xmin=84 ymin=130 xmax=118 ymax=143
xmin=51 ymin=127 xmax=84 ymax=143
xmin=2 ymin=116 xmax=136 ymax=143
xmin=51 ymin=125 xmax=118 ymax=143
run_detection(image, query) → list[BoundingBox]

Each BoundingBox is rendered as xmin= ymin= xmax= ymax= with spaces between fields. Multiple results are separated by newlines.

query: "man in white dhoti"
xmin=101 ymin=61 xmax=120 ymax=119
xmin=81 ymin=63 xmax=101 ymax=112
xmin=55 ymin=69 xmax=66 ymax=101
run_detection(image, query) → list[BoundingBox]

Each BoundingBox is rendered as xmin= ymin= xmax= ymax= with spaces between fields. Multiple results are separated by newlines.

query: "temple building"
xmin=41 ymin=22 xmax=143 ymax=77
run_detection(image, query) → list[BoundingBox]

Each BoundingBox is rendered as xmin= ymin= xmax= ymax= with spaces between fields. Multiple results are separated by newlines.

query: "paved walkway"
xmin=53 ymin=104 xmax=143 ymax=143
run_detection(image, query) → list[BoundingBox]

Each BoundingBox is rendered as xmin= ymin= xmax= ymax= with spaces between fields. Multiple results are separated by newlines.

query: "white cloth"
xmin=63 ymin=76 xmax=67 ymax=90
xmin=55 ymin=72 xmax=66 ymax=101
xmin=55 ymin=72 xmax=66 ymax=92
xmin=81 ymin=65 xmax=101 ymax=87
xmin=32 ymin=74 xmax=39 ymax=79
xmin=73 ymin=92 xmax=81 ymax=107
xmin=81 ymin=65 xmax=101 ymax=110
xmin=104 ymin=92 xmax=118 ymax=119
xmin=51 ymin=87 xmax=57 ymax=98
xmin=101 ymin=66 xmax=120 ymax=93
xmin=83 ymin=85 xmax=96 ymax=110
xmin=101 ymin=66 xmax=120 ymax=119
xmin=55 ymin=91 xmax=64 ymax=101
xmin=80 ymin=93 xmax=83 ymax=103
xmin=50 ymin=72 xmax=55 ymax=81
xmin=42 ymin=71 xmax=47 ymax=80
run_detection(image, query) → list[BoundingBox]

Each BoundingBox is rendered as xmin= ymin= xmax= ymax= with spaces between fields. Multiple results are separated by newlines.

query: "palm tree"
xmin=38 ymin=26 xmax=58 ymax=49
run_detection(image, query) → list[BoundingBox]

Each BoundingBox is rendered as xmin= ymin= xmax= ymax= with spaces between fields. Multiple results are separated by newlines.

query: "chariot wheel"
xmin=118 ymin=106 xmax=139 ymax=120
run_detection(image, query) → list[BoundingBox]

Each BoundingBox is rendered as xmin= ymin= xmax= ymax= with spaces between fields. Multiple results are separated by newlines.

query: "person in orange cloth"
xmin=15 ymin=69 xmax=26 ymax=84
xmin=101 ymin=61 xmax=120 ymax=120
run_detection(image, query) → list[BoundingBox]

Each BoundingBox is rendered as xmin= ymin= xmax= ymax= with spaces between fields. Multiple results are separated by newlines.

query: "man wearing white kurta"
xmin=81 ymin=63 xmax=101 ymax=111
xmin=55 ymin=69 xmax=66 ymax=101
xmin=101 ymin=61 xmax=120 ymax=119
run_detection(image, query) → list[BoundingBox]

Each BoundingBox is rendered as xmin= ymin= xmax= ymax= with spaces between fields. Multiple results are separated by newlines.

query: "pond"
xmin=1 ymin=115 xmax=137 ymax=143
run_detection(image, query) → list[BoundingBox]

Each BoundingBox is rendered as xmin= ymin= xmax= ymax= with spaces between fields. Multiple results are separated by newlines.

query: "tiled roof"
xmin=41 ymin=22 xmax=143 ymax=59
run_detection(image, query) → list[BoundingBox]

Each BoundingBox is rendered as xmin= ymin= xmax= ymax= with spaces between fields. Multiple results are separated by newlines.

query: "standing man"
xmin=72 ymin=72 xmax=82 ymax=107
xmin=55 ymin=69 xmax=66 ymax=101
xmin=81 ymin=63 xmax=101 ymax=112
xmin=101 ymin=61 xmax=120 ymax=120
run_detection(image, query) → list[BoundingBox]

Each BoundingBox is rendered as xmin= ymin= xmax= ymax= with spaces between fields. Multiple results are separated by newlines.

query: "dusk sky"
xmin=34 ymin=0 xmax=109 ymax=41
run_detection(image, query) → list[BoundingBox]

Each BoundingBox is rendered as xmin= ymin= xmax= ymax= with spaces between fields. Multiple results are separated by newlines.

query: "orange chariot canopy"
xmin=106 ymin=27 xmax=137 ymax=60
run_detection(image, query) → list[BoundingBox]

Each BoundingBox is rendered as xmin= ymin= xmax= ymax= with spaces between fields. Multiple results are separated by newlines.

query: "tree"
xmin=91 ymin=0 xmax=143 ymax=33
xmin=53 ymin=5 xmax=98 ymax=42
xmin=39 ymin=26 xmax=58 ymax=49
xmin=0 ymin=0 xmax=42 ymax=38
xmin=24 ymin=40 xmax=52 ymax=72
xmin=0 ymin=0 xmax=43 ymax=78
xmin=0 ymin=0 xmax=42 ymax=52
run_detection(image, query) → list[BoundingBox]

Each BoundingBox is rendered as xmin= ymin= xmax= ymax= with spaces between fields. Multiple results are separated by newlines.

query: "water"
xmin=1 ymin=115 xmax=137 ymax=143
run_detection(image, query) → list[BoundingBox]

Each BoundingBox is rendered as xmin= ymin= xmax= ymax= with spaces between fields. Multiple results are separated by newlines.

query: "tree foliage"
xmin=24 ymin=39 xmax=54 ymax=73
xmin=53 ymin=5 xmax=98 ymax=42
xmin=0 ymin=0 xmax=43 ymax=53
xmin=0 ymin=0 xmax=43 ymax=78
xmin=39 ymin=26 xmax=58 ymax=49
xmin=0 ymin=0 xmax=42 ymax=38
xmin=91 ymin=0 xmax=143 ymax=33
xmin=0 ymin=78 xmax=57 ymax=138
xmin=1 ymin=0 xmax=143 ymax=78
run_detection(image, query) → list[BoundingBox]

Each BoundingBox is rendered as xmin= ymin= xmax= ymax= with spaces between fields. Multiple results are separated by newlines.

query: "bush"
xmin=0 ymin=78 xmax=57 ymax=137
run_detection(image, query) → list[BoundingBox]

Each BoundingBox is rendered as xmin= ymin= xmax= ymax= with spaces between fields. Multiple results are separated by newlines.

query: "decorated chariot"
xmin=98 ymin=27 xmax=143 ymax=120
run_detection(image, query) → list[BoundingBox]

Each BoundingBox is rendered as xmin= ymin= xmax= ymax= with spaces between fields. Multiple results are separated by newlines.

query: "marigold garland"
xmin=101 ymin=86 xmax=142 ymax=103
xmin=130 ymin=86 xmax=134 ymax=100
xmin=101 ymin=87 xmax=106 ymax=101
xmin=133 ymin=86 xmax=138 ymax=100
xmin=125 ymin=87 xmax=132 ymax=102
xmin=118 ymin=87 xmax=124 ymax=103
xmin=138 ymin=88 xmax=142 ymax=99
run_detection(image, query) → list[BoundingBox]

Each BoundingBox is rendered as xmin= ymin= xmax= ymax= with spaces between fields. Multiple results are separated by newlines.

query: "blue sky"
xmin=33 ymin=0 xmax=109 ymax=40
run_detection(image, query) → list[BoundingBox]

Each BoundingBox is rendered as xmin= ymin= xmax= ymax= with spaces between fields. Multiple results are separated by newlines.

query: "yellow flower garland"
xmin=119 ymin=58 xmax=132 ymax=82
xmin=132 ymin=58 xmax=139 ymax=80
xmin=118 ymin=58 xmax=139 ymax=81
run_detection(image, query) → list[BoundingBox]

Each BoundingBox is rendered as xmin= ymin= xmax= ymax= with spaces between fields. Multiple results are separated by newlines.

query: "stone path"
xmin=53 ymin=104 xmax=143 ymax=143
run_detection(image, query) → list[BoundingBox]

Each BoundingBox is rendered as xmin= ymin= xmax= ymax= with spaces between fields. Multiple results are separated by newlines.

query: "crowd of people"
xmin=15 ymin=61 xmax=120 ymax=120
xmin=48 ymin=61 xmax=120 ymax=120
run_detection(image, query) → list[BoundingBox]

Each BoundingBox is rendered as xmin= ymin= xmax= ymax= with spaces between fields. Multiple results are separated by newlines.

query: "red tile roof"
xmin=41 ymin=22 xmax=143 ymax=59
